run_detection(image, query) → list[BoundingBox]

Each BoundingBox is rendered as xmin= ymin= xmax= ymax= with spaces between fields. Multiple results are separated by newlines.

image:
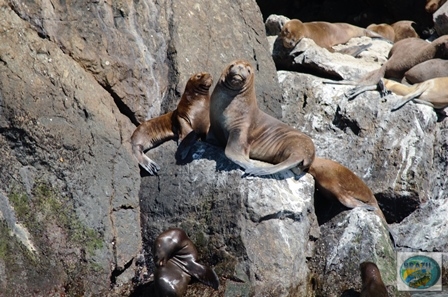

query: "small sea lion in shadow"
xmin=307 ymin=157 xmax=386 ymax=221
xmin=279 ymin=19 xmax=384 ymax=52
xmin=207 ymin=59 xmax=315 ymax=176
xmin=131 ymin=72 xmax=212 ymax=174
xmin=151 ymin=228 xmax=219 ymax=296
xmin=360 ymin=262 xmax=389 ymax=297
xmin=384 ymin=77 xmax=448 ymax=111
xmin=324 ymin=35 xmax=448 ymax=100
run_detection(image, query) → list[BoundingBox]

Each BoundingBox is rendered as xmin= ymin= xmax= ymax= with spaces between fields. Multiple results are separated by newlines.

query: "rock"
xmin=434 ymin=1 xmax=448 ymax=35
xmin=0 ymin=4 xmax=140 ymax=295
xmin=270 ymin=35 xmax=392 ymax=80
xmin=139 ymin=141 xmax=319 ymax=296
xmin=265 ymin=14 xmax=290 ymax=36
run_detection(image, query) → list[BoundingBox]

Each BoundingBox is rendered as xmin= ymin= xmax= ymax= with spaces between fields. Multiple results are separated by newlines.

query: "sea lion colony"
xmin=132 ymin=13 xmax=448 ymax=296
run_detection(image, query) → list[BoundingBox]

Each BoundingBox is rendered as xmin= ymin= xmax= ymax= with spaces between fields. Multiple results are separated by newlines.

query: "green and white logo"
xmin=397 ymin=252 xmax=442 ymax=291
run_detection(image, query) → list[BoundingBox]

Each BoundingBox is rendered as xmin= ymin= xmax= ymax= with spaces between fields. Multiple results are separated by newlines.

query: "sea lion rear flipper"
xmin=176 ymin=131 xmax=200 ymax=160
xmin=186 ymin=261 xmax=220 ymax=290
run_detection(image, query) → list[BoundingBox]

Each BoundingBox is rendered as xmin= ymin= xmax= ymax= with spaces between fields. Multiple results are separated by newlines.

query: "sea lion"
xmin=207 ymin=59 xmax=315 ymax=176
xmin=360 ymin=262 xmax=389 ymax=297
xmin=366 ymin=23 xmax=395 ymax=42
xmin=385 ymin=77 xmax=448 ymax=111
xmin=131 ymin=72 xmax=212 ymax=174
xmin=280 ymin=19 xmax=383 ymax=51
xmin=404 ymin=58 xmax=448 ymax=83
xmin=152 ymin=228 xmax=219 ymax=296
xmin=390 ymin=20 xmax=420 ymax=42
xmin=327 ymin=35 xmax=448 ymax=99
xmin=426 ymin=0 xmax=448 ymax=13
xmin=307 ymin=157 xmax=386 ymax=221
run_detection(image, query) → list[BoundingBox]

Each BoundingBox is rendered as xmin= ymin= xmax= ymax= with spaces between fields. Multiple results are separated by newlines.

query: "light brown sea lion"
xmin=404 ymin=58 xmax=448 ymax=83
xmin=426 ymin=0 xmax=448 ymax=13
xmin=327 ymin=35 xmax=448 ymax=99
xmin=280 ymin=19 xmax=383 ymax=51
xmin=366 ymin=23 xmax=395 ymax=42
xmin=207 ymin=59 xmax=315 ymax=176
xmin=131 ymin=72 xmax=212 ymax=174
xmin=307 ymin=157 xmax=386 ymax=221
xmin=152 ymin=228 xmax=219 ymax=297
xmin=360 ymin=262 xmax=389 ymax=297
xmin=390 ymin=20 xmax=420 ymax=42
xmin=385 ymin=77 xmax=448 ymax=111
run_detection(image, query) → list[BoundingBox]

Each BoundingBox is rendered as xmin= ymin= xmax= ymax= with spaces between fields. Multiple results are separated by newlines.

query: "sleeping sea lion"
xmin=152 ymin=228 xmax=219 ymax=296
xmin=131 ymin=72 xmax=212 ymax=174
xmin=280 ymin=19 xmax=383 ymax=51
xmin=207 ymin=59 xmax=315 ymax=176
xmin=404 ymin=59 xmax=448 ymax=83
xmin=385 ymin=77 xmax=448 ymax=111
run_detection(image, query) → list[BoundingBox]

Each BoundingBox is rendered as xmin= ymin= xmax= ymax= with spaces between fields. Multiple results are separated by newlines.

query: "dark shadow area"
xmin=375 ymin=191 xmax=420 ymax=224
xmin=313 ymin=190 xmax=353 ymax=226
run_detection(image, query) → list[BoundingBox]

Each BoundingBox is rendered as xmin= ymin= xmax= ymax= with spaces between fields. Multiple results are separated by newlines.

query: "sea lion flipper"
xmin=132 ymin=144 xmax=161 ymax=175
xmin=391 ymin=88 xmax=427 ymax=111
xmin=176 ymin=131 xmax=200 ymax=160
xmin=186 ymin=261 xmax=219 ymax=290
xmin=224 ymin=131 xmax=253 ymax=170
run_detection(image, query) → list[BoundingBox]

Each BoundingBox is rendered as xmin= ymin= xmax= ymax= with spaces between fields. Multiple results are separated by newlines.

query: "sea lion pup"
xmin=207 ymin=59 xmax=315 ymax=176
xmin=131 ymin=72 xmax=212 ymax=174
xmin=390 ymin=20 xmax=420 ymax=42
xmin=307 ymin=157 xmax=386 ymax=221
xmin=366 ymin=23 xmax=395 ymax=42
xmin=360 ymin=262 xmax=389 ymax=297
xmin=280 ymin=19 xmax=384 ymax=51
xmin=426 ymin=0 xmax=448 ymax=13
xmin=152 ymin=228 xmax=219 ymax=296
xmin=404 ymin=58 xmax=448 ymax=83
xmin=327 ymin=35 xmax=448 ymax=100
xmin=386 ymin=77 xmax=448 ymax=111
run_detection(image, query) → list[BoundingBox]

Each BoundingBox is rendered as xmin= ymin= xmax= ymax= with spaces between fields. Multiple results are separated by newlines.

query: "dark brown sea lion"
xmin=327 ymin=35 xmax=448 ymax=99
xmin=131 ymin=72 xmax=212 ymax=174
xmin=207 ymin=59 xmax=315 ymax=176
xmin=152 ymin=228 xmax=219 ymax=296
xmin=307 ymin=157 xmax=386 ymax=221
xmin=360 ymin=262 xmax=389 ymax=297
xmin=426 ymin=0 xmax=448 ymax=13
xmin=385 ymin=77 xmax=448 ymax=111
xmin=404 ymin=59 xmax=448 ymax=83
xmin=280 ymin=19 xmax=383 ymax=51
xmin=366 ymin=23 xmax=395 ymax=42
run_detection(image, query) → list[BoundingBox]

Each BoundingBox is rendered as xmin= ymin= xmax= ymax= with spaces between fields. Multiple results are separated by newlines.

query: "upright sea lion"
xmin=385 ymin=77 xmax=448 ymax=111
xmin=327 ymin=35 xmax=448 ymax=99
xmin=366 ymin=23 xmax=395 ymax=42
xmin=307 ymin=157 xmax=386 ymax=221
xmin=280 ymin=19 xmax=383 ymax=51
xmin=131 ymin=72 xmax=212 ymax=174
xmin=404 ymin=58 xmax=448 ymax=83
xmin=426 ymin=0 xmax=448 ymax=13
xmin=207 ymin=59 xmax=315 ymax=176
xmin=390 ymin=20 xmax=420 ymax=42
xmin=152 ymin=228 xmax=219 ymax=296
xmin=360 ymin=262 xmax=389 ymax=297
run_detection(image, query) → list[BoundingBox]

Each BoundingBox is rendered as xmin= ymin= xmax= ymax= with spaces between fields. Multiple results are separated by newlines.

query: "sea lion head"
xmin=280 ymin=19 xmax=303 ymax=48
xmin=221 ymin=60 xmax=254 ymax=91
xmin=153 ymin=228 xmax=189 ymax=267
xmin=187 ymin=72 xmax=213 ymax=95
xmin=435 ymin=35 xmax=448 ymax=58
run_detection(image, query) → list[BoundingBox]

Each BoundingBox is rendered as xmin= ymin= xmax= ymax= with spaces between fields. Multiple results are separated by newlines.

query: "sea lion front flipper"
xmin=132 ymin=144 xmax=161 ymax=175
xmin=186 ymin=261 xmax=220 ymax=290
xmin=176 ymin=131 xmax=200 ymax=160
xmin=345 ymin=84 xmax=378 ymax=100
xmin=224 ymin=130 xmax=254 ymax=171
xmin=391 ymin=87 xmax=428 ymax=111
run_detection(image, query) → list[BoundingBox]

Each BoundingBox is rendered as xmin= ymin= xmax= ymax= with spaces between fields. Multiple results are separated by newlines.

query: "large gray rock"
xmin=0 ymin=3 xmax=141 ymax=295
xmin=139 ymin=141 xmax=319 ymax=297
